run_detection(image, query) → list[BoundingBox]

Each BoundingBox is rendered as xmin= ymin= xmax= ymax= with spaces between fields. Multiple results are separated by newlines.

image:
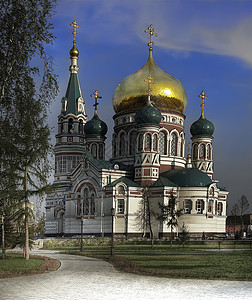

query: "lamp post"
xmin=110 ymin=207 xmax=115 ymax=256
xmin=80 ymin=219 xmax=83 ymax=251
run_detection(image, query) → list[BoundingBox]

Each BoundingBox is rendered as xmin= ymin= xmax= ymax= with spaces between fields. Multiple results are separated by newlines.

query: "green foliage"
xmin=178 ymin=223 xmax=190 ymax=247
xmin=158 ymin=194 xmax=182 ymax=246
xmin=0 ymin=0 xmax=58 ymax=258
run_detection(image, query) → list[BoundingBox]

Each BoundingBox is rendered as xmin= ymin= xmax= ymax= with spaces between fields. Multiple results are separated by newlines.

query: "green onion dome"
xmin=84 ymin=114 xmax=107 ymax=137
xmin=135 ymin=105 xmax=162 ymax=126
xmin=161 ymin=168 xmax=212 ymax=187
xmin=190 ymin=117 xmax=214 ymax=138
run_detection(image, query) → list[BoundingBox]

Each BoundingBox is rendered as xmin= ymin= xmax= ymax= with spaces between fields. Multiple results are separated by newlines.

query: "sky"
xmin=45 ymin=0 xmax=252 ymax=214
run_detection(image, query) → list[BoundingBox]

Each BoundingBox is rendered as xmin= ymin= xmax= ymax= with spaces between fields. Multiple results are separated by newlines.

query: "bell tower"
xmin=54 ymin=20 xmax=87 ymax=181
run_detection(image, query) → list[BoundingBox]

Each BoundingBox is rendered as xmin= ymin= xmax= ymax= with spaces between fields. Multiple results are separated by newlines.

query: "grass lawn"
xmin=57 ymin=245 xmax=252 ymax=281
xmin=0 ymin=253 xmax=49 ymax=278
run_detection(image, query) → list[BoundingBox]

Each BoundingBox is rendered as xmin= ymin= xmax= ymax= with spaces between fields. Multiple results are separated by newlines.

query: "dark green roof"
xmin=135 ymin=105 xmax=162 ymax=126
xmin=86 ymin=152 xmax=130 ymax=171
xmin=161 ymin=168 xmax=212 ymax=187
xmin=190 ymin=117 xmax=214 ymax=138
xmin=151 ymin=176 xmax=178 ymax=187
xmin=65 ymin=73 xmax=82 ymax=115
xmin=84 ymin=114 xmax=107 ymax=137
xmin=107 ymin=176 xmax=140 ymax=187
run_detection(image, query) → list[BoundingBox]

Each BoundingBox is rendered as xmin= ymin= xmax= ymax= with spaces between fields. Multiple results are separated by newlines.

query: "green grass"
xmin=0 ymin=253 xmax=44 ymax=277
xmin=56 ymin=245 xmax=252 ymax=281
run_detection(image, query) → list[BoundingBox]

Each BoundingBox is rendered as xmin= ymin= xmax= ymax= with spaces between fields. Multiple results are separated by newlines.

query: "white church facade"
xmin=45 ymin=22 xmax=228 ymax=238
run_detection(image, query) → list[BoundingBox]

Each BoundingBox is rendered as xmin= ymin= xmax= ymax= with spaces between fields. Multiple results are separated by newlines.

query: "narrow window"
xmin=153 ymin=134 xmax=158 ymax=151
xmin=129 ymin=131 xmax=137 ymax=155
xmin=84 ymin=188 xmax=89 ymax=215
xmin=138 ymin=133 xmax=143 ymax=151
xmin=196 ymin=199 xmax=204 ymax=214
xmin=91 ymin=144 xmax=97 ymax=159
xmin=200 ymin=144 xmax=205 ymax=159
xmin=184 ymin=199 xmax=192 ymax=214
xmin=207 ymin=144 xmax=211 ymax=160
xmin=193 ymin=144 xmax=198 ymax=160
xmin=217 ymin=202 xmax=223 ymax=216
xmin=159 ymin=132 xmax=167 ymax=155
xmin=117 ymin=199 xmax=125 ymax=214
xmin=98 ymin=144 xmax=103 ymax=160
xmin=79 ymin=119 xmax=83 ymax=134
xmin=68 ymin=118 xmax=73 ymax=133
xmin=145 ymin=133 xmax=152 ymax=150
xmin=171 ymin=133 xmax=177 ymax=156
xmin=119 ymin=132 xmax=126 ymax=156
xmin=91 ymin=194 xmax=95 ymax=215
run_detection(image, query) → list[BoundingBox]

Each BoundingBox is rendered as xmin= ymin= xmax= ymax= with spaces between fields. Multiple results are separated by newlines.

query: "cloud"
xmin=65 ymin=0 xmax=252 ymax=67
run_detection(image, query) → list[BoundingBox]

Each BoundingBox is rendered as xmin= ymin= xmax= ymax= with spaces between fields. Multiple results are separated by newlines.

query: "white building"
xmin=45 ymin=24 xmax=228 ymax=238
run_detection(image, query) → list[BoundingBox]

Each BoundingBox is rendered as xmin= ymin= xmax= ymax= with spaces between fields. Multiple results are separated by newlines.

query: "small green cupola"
xmin=84 ymin=90 xmax=108 ymax=138
xmin=190 ymin=90 xmax=214 ymax=138
xmin=135 ymin=73 xmax=162 ymax=126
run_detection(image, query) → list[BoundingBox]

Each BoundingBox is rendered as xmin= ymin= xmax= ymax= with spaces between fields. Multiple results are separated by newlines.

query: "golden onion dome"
xmin=69 ymin=42 xmax=79 ymax=58
xmin=112 ymin=51 xmax=187 ymax=114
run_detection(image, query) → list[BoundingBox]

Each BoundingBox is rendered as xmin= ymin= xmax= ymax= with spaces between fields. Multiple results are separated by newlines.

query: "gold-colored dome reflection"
xmin=112 ymin=51 xmax=187 ymax=114
xmin=70 ymin=43 xmax=79 ymax=58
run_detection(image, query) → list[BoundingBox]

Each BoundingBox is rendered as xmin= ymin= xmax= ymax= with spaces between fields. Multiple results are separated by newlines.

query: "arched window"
xmin=207 ymin=144 xmax=211 ymax=160
xmin=68 ymin=118 xmax=73 ymax=133
xmin=153 ymin=134 xmax=158 ymax=151
xmin=129 ymin=131 xmax=137 ymax=155
xmin=118 ymin=185 xmax=125 ymax=195
xmin=79 ymin=119 xmax=83 ymax=134
xmin=193 ymin=144 xmax=198 ymax=160
xmin=200 ymin=144 xmax=205 ymax=159
xmin=138 ymin=133 xmax=143 ymax=151
xmin=84 ymin=188 xmax=89 ymax=215
xmin=119 ymin=132 xmax=126 ymax=156
xmin=77 ymin=195 xmax=82 ymax=215
xmin=159 ymin=131 xmax=167 ymax=155
xmin=217 ymin=202 xmax=223 ymax=216
xmin=91 ymin=194 xmax=95 ymax=215
xmin=60 ymin=122 xmax=64 ymax=133
xmin=145 ymin=133 xmax=151 ymax=150
xmin=98 ymin=144 xmax=103 ymax=160
xmin=171 ymin=133 xmax=177 ymax=156
xmin=91 ymin=143 xmax=97 ymax=159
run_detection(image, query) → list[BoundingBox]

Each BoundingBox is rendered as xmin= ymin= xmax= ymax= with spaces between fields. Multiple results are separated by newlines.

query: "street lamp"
xmin=80 ymin=219 xmax=83 ymax=251
xmin=110 ymin=207 xmax=115 ymax=256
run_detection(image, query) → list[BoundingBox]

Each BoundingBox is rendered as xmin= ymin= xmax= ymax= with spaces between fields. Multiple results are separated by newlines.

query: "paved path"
xmin=0 ymin=250 xmax=252 ymax=300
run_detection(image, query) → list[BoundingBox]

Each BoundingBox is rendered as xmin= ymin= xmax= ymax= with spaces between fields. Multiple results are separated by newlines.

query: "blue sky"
xmin=46 ymin=0 xmax=252 ymax=213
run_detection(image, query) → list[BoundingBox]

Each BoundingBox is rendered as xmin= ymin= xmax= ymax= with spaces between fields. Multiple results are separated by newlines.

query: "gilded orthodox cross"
xmin=70 ymin=20 xmax=80 ymax=42
xmin=198 ymin=90 xmax=208 ymax=119
xmin=91 ymin=90 xmax=102 ymax=115
xmin=145 ymin=74 xmax=155 ymax=106
xmin=144 ymin=24 xmax=158 ymax=51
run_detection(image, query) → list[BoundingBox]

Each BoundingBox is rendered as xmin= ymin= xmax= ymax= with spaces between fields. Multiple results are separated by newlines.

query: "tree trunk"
xmin=24 ymin=163 xmax=29 ymax=260
xmin=1 ymin=215 xmax=5 ymax=259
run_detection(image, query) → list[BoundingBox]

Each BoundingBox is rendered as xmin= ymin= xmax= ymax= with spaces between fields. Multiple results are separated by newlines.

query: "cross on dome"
xmin=198 ymin=90 xmax=208 ymax=119
xmin=145 ymin=74 xmax=155 ymax=106
xmin=70 ymin=20 xmax=80 ymax=42
xmin=144 ymin=24 xmax=158 ymax=51
xmin=91 ymin=90 xmax=102 ymax=115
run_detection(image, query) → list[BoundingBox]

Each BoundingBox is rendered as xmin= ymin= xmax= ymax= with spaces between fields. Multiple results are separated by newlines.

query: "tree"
xmin=135 ymin=188 xmax=156 ymax=247
xmin=0 ymin=0 xmax=58 ymax=260
xmin=178 ymin=223 xmax=190 ymax=247
xmin=159 ymin=193 xmax=182 ymax=248
xmin=237 ymin=195 xmax=249 ymax=233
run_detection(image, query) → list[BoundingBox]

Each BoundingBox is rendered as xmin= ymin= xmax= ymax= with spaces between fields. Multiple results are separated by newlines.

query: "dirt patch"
xmin=1 ymin=255 xmax=61 ymax=278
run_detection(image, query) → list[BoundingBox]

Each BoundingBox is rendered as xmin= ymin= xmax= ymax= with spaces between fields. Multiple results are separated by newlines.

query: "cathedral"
xmin=45 ymin=22 xmax=228 ymax=238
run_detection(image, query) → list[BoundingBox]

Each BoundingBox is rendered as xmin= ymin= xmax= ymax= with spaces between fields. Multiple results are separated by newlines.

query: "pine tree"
xmin=159 ymin=194 xmax=182 ymax=248
xmin=0 ymin=0 xmax=58 ymax=260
